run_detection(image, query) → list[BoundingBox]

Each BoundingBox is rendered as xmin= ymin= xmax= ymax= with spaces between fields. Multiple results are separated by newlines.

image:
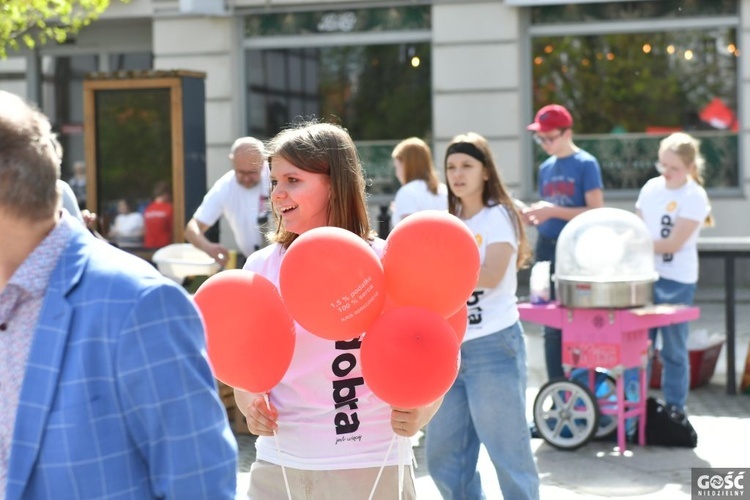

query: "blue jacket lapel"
xmin=5 ymin=228 xmax=89 ymax=500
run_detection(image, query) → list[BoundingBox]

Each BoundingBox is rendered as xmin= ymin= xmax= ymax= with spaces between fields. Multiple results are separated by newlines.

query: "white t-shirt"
xmin=193 ymin=169 xmax=270 ymax=256
xmin=391 ymin=180 xmax=448 ymax=229
xmin=110 ymin=212 xmax=145 ymax=248
xmin=58 ymin=180 xmax=83 ymax=222
xmin=462 ymin=205 xmax=520 ymax=342
xmin=636 ymin=176 xmax=710 ymax=284
xmin=243 ymin=238 xmax=409 ymax=470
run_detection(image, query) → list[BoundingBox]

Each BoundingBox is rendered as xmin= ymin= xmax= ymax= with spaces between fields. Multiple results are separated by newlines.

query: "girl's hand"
xmin=390 ymin=398 xmax=444 ymax=437
xmin=236 ymin=390 xmax=278 ymax=436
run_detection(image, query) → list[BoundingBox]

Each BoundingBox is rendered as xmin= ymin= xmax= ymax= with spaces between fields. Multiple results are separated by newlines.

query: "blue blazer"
xmin=5 ymin=221 xmax=237 ymax=499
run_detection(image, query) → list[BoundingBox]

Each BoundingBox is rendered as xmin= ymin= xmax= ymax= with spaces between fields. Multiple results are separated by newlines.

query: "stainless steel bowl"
xmin=556 ymin=278 xmax=655 ymax=309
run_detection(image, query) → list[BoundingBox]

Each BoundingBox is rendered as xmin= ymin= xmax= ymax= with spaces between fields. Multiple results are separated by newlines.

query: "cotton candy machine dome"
xmin=555 ymin=207 xmax=658 ymax=308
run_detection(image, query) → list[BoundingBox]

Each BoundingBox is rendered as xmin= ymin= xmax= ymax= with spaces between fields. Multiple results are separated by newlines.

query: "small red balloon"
xmin=382 ymin=210 xmax=480 ymax=318
xmin=446 ymin=303 xmax=468 ymax=343
xmin=361 ymin=306 xmax=460 ymax=408
xmin=194 ymin=270 xmax=296 ymax=393
xmin=279 ymin=227 xmax=386 ymax=341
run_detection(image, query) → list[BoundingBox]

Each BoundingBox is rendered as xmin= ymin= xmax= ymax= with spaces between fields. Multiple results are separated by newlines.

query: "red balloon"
xmin=361 ymin=306 xmax=460 ymax=408
xmin=279 ymin=227 xmax=386 ymax=341
xmin=194 ymin=270 xmax=296 ymax=393
xmin=381 ymin=210 xmax=480 ymax=318
xmin=446 ymin=303 xmax=468 ymax=343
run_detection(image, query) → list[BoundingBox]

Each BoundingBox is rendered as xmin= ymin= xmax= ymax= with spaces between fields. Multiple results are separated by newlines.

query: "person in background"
xmin=233 ymin=121 xmax=442 ymax=499
xmin=425 ymin=132 xmax=539 ymax=500
xmin=636 ymin=131 xmax=712 ymax=420
xmin=185 ymin=137 xmax=270 ymax=267
xmin=58 ymin=179 xmax=83 ymax=222
xmin=390 ymin=137 xmax=448 ymax=230
xmin=522 ymin=103 xmax=604 ymax=382
xmin=143 ymin=180 xmax=173 ymax=249
xmin=108 ymin=198 xmax=145 ymax=248
xmin=0 ymin=90 xmax=237 ymax=500
xmin=67 ymin=160 xmax=87 ymax=209
xmin=51 ymin=138 xmax=97 ymax=231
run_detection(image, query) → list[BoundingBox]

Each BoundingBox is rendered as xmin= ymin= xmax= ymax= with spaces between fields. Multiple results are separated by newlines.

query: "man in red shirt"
xmin=143 ymin=181 xmax=173 ymax=248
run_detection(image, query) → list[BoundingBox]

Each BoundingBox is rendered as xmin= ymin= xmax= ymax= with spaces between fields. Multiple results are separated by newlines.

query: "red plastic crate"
xmin=649 ymin=341 xmax=724 ymax=389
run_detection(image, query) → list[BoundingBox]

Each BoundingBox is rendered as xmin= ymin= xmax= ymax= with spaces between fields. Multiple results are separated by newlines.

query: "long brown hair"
xmin=445 ymin=132 xmax=531 ymax=269
xmin=266 ymin=121 xmax=376 ymax=249
xmin=392 ymin=137 xmax=440 ymax=194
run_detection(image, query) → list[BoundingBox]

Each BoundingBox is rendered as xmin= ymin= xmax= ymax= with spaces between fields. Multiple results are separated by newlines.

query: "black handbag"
xmin=642 ymin=396 xmax=698 ymax=448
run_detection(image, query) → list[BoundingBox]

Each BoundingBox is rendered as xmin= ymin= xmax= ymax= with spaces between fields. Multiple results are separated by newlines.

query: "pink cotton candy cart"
xmin=519 ymin=302 xmax=700 ymax=453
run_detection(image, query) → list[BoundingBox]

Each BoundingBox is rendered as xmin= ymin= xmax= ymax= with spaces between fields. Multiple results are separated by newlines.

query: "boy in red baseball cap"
xmin=526 ymin=104 xmax=573 ymax=133
xmin=522 ymin=104 xmax=605 ymax=384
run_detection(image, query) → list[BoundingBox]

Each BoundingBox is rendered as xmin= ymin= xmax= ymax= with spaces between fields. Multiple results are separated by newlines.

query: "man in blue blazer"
xmin=0 ymin=92 xmax=238 ymax=498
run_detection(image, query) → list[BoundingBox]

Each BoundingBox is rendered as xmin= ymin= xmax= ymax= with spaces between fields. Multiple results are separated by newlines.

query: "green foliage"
xmin=0 ymin=0 xmax=123 ymax=59
xmin=95 ymin=88 xmax=174 ymax=211
xmin=530 ymin=28 xmax=740 ymax=189
xmin=350 ymin=44 xmax=431 ymax=141
xmin=531 ymin=30 xmax=738 ymax=134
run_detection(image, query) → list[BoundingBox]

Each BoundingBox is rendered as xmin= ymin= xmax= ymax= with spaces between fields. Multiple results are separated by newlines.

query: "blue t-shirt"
xmin=536 ymin=149 xmax=603 ymax=239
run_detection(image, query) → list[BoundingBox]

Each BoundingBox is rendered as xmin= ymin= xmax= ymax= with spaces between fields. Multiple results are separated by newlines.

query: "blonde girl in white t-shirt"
xmin=636 ymin=132 xmax=712 ymax=420
xmin=425 ymin=132 xmax=540 ymax=500
xmin=233 ymin=122 xmax=442 ymax=499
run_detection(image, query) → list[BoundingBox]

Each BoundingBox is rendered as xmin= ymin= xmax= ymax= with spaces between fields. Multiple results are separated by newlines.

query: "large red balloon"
xmin=361 ymin=306 xmax=460 ymax=408
xmin=446 ymin=303 xmax=468 ymax=343
xmin=279 ymin=226 xmax=386 ymax=341
xmin=381 ymin=210 xmax=480 ymax=318
xmin=194 ymin=270 xmax=296 ymax=393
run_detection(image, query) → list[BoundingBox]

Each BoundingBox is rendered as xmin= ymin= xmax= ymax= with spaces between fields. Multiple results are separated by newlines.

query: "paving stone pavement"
xmin=234 ymin=288 xmax=750 ymax=499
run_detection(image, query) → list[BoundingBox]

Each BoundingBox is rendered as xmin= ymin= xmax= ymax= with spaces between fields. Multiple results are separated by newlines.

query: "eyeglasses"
xmin=532 ymin=132 xmax=564 ymax=146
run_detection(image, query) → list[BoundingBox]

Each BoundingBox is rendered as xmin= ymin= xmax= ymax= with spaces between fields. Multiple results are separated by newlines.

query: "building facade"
xmin=2 ymin=0 xmax=747 ymax=280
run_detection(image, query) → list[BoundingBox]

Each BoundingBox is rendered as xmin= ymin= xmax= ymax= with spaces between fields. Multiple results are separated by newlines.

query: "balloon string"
xmin=264 ymin=393 xmax=292 ymax=500
xmin=368 ymin=433 xmax=397 ymax=500
xmin=398 ymin=435 xmax=416 ymax=498
xmin=398 ymin=436 xmax=405 ymax=499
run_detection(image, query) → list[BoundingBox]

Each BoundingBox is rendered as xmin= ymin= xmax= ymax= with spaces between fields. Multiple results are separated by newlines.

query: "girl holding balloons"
xmin=233 ymin=121 xmax=442 ymax=499
xmin=425 ymin=132 xmax=540 ymax=499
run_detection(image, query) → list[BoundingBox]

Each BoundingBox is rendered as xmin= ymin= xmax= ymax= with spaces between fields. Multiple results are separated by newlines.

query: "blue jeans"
xmin=648 ymin=277 xmax=696 ymax=412
xmin=535 ymin=236 xmax=564 ymax=380
xmin=425 ymin=322 xmax=540 ymax=500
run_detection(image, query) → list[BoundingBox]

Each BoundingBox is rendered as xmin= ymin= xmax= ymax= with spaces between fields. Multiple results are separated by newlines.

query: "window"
xmin=39 ymin=52 xmax=153 ymax=184
xmin=530 ymin=0 xmax=737 ymax=23
xmin=530 ymin=1 xmax=739 ymax=190
xmin=244 ymin=7 xmax=431 ymax=196
xmin=0 ymin=56 xmax=27 ymax=99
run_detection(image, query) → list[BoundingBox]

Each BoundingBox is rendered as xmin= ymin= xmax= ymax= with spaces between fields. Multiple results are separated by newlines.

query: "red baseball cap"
xmin=527 ymin=104 xmax=573 ymax=132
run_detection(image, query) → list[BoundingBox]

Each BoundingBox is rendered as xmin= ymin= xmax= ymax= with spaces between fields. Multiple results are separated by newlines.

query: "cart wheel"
xmin=570 ymin=369 xmax=617 ymax=440
xmin=533 ymin=378 xmax=600 ymax=451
